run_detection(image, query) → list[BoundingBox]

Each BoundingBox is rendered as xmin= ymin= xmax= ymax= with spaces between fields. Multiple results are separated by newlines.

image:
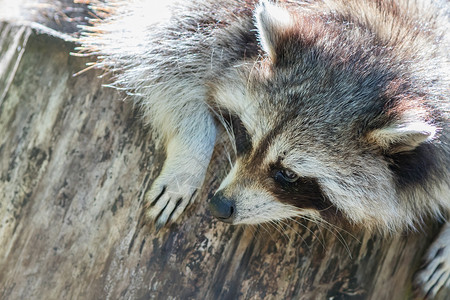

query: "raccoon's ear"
xmin=368 ymin=121 xmax=437 ymax=153
xmin=255 ymin=1 xmax=294 ymax=61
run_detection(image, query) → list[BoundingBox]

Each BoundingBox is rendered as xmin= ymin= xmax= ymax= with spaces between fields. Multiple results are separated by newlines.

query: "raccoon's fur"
xmin=76 ymin=0 xmax=449 ymax=296
xmin=77 ymin=0 xmax=450 ymax=231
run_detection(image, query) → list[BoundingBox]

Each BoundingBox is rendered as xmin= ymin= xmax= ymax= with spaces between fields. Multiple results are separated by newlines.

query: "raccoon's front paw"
xmin=144 ymin=167 xmax=206 ymax=231
xmin=414 ymin=223 xmax=450 ymax=299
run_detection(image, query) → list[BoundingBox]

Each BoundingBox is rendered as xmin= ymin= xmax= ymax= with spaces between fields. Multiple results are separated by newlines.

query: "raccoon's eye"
xmin=275 ymin=169 xmax=299 ymax=183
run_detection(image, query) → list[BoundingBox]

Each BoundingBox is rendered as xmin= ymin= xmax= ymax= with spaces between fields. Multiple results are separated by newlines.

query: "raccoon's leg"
xmin=142 ymin=94 xmax=216 ymax=230
xmin=414 ymin=221 xmax=450 ymax=298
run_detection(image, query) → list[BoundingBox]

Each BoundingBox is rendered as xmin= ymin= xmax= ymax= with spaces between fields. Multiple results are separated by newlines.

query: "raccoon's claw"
xmin=144 ymin=172 xmax=202 ymax=230
xmin=414 ymin=223 xmax=450 ymax=299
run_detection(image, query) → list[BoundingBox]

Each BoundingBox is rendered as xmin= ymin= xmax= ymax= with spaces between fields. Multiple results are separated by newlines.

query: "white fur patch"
xmin=368 ymin=121 xmax=437 ymax=153
xmin=232 ymin=188 xmax=320 ymax=225
xmin=212 ymin=71 xmax=270 ymax=145
xmin=216 ymin=162 xmax=239 ymax=192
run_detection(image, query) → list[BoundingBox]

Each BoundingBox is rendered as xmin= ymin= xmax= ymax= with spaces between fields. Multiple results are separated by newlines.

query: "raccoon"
xmin=76 ymin=0 xmax=449 ymax=297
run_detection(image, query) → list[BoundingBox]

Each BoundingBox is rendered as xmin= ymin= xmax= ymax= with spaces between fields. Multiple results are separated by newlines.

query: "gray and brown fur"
xmin=76 ymin=0 xmax=449 ymax=297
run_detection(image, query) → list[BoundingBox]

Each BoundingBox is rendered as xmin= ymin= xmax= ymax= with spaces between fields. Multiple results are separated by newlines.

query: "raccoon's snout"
xmin=208 ymin=191 xmax=235 ymax=223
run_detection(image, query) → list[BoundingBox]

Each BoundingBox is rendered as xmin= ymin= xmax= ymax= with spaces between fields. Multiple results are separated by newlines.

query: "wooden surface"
xmin=0 ymin=22 xmax=444 ymax=300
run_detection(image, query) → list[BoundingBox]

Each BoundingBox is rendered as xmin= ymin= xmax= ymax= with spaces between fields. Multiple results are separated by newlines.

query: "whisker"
xmin=207 ymin=105 xmax=237 ymax=158
xmin=298 ymin=213 xmax=361 ymax=244
xmin=278 ymin=219 xmax=313 ymax=250
xmin=285 ymin=216 xmax=326 ymax=250
xmin=297 ymin=215 xmax=354 ymax=258
xmin=270 ymin=220 xmax=292 ymax=243
xmin=259 ymin=222 xmax=274 ymax=238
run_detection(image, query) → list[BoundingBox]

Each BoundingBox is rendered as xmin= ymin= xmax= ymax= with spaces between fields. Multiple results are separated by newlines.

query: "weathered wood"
xmin=0 ymin=21 xmax=445 ymax=300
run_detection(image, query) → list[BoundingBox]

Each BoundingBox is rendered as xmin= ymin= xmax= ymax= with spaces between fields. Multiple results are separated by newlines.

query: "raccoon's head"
xmin=208 ymin=1 xmax=447 ymax=233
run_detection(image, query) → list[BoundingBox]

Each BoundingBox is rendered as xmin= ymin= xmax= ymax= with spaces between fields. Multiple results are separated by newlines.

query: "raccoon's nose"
xmin=208 ymin=191 xmax=235 ymax=223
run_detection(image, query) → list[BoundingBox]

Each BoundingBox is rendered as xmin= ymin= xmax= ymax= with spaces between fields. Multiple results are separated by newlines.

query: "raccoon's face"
xmin=209 ymin=105 xmax=401 ymax=231
xmin=208 ymin=2 xmax=439 ymax=232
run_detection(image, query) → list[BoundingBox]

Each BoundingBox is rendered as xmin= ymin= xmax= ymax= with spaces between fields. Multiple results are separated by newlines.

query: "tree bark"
xmin=0 ymin=21 xmax=445 ymax=300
